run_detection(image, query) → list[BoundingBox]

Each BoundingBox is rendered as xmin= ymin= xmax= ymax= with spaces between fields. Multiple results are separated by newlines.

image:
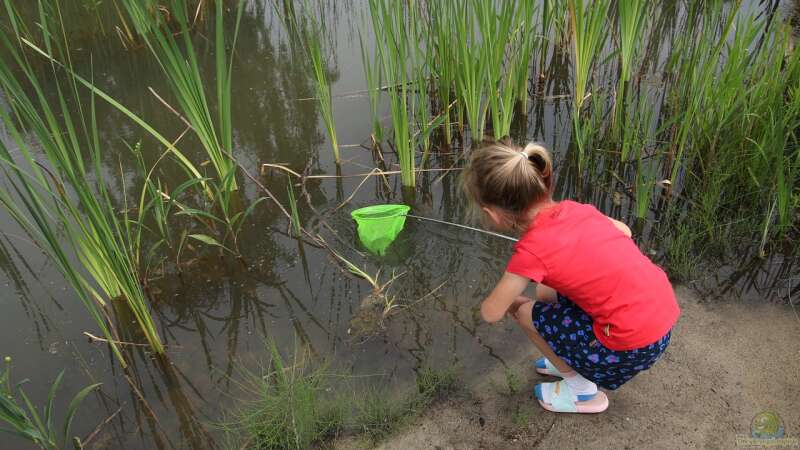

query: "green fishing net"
xmin=351 ymin=204 xmax=410 ymax=255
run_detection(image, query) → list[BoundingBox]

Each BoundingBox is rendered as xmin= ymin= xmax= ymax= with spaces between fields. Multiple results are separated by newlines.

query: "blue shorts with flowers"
xmin=532 ymin=293 xmax=671 ymax=390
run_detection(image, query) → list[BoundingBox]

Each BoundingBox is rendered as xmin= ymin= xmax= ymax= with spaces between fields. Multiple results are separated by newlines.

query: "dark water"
xmin=0 ymin=1 xmax=797 ymax=449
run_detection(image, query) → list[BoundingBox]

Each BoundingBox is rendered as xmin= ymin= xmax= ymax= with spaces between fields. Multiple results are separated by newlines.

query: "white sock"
xmin=562 ymin=371 xmax=597 ymax=399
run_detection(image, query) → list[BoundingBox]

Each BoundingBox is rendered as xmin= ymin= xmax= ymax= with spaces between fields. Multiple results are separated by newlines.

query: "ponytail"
xmin=462 ymin=138 xmax=555 ymax=222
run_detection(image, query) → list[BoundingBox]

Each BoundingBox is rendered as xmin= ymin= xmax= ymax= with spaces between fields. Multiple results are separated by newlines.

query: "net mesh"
xmin=351 ymin=204 xmax=410 ymax=255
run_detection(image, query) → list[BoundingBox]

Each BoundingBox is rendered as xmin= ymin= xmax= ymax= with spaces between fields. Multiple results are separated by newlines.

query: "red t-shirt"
xmin=506 ymin=200 xmax=680 ymax=351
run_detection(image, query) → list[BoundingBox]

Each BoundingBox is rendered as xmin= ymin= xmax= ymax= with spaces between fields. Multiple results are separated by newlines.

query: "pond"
xmin=0 ymin=1 xmax=797 ymax=448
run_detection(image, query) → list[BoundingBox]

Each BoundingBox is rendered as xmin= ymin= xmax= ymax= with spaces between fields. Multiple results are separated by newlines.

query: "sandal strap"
xmin=549 ymin=380 xmax=579 ymax=412
xmin=544 ymin=358 xmax=562 ymax=376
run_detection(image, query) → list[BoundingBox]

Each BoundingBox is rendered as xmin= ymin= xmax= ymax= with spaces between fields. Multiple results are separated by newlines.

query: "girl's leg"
xmin=512 ymin=301 xmax=605 ymax=412
xmin=535 ymin=283 xmax=558 ymax=303
xmin=510 ymin=301 xmax=573 ymax=374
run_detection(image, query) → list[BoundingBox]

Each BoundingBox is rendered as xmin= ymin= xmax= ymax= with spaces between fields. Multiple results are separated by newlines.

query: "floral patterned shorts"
xmin=532 ymin=293 xmax=671 ymax=390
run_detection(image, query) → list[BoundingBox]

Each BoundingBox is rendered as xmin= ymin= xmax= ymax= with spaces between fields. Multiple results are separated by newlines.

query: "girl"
xmin=463 ymin=139 xmax=680 ymax=414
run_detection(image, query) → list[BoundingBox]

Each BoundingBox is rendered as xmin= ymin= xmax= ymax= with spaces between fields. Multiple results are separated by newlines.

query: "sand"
xmin=346 ymin=285 xmax=800 ymax=449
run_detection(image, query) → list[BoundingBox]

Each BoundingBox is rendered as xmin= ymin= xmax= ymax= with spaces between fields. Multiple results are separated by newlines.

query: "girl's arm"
xmin=480 ymin=272 xmax=530 ymax=323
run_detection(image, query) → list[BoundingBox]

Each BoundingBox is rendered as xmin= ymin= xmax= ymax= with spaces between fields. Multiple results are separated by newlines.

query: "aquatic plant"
xmin=567 ymin=0 xmax=609 ymax=172
xmin=359 ymin=30 xmax=384 ymax=144
xmin=368 ymin=0 xmax=425 ymax=187
xmin=119 ymin=0 xmax=244 ymax=192
xmin=327 ymin=246 xmax=404 ymax=317
xmin=480 ymin=0 xmax=524 ymax=140
xmin=0 ymin=2 xmax=165 ymax=359
xmin=613 ymin=0 xmax=648 ymax=138
xmin=303 ymin=10 xmax=340 ymax=164
xmin=452 ymin=0 xmax=489 ymax=142
xmin=274 ymin=1 xmax=340 ymax=163
xmin=223 ymin=342 xmax=459 ymax=449
xmin=658 ymin=3 xmax=800 ymax=249
xmin=513 ymin=1 xmax=538 ymax=115
xmin=287 ymin=180 xmax=302 ymax=237
xmin=426 ymin=0 xmax=457 ymax=145
xmin=222 ymin=342 xmax=343 ymax=450
xmin=0 ymin=360 xmax=100 ymax=450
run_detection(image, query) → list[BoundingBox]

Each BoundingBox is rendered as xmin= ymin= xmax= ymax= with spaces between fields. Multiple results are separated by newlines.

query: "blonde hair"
xmin=462 ymin=138 xmax=553 ymax=226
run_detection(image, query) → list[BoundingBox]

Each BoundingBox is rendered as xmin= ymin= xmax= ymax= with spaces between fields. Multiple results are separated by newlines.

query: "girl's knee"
xmin=513 ymin=301 xmax=534 ymax=327
xmin=535 ymin=284 xmax=558 ymax=303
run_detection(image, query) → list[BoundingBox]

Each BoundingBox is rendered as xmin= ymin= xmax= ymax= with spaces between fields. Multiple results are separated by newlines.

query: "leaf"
xmin=188 ymin=234 xmax=233 ymax=254
xmin=175 ymin=208 xmax=226 ymax=225
xmin=44 ymin=370 xmax=63 ymax=443
xmin=60 ymin=383 xmax=100 ymax=449
xmin=188 ymin=234 xmax=223 ymax=247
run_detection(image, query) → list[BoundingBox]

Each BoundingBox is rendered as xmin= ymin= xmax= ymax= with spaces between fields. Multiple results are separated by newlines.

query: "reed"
xmin=368 ymin=0 xmax=421 ymax=187
xmin=479 ymin=0 xmax=521 ymax=140
xmin=427 ymin=0 xmax=456 ymax=144
xmin=513 ymin=1 xmax=537 ymax=115
xmin=452 ymin=0 xmax=489 ymax=141
xmin=304 ymin=11 xmax=340 ymax=164
xmin=0 ymin=1 xmax=165 ymax=358
xmin=119 ymin=0 xmax=244 ymax=192
xmin=567 ymin=0 xmax=609 ymax=172
xmin=613 ymin=0 xmax=648 ymax=139
xmin=287 ymin=181 xmax=302 ymax=237
xmin=359 ymin=30 xmax=383 ymax=143
xmin=653 ymin=2 xmax=800 ymax=253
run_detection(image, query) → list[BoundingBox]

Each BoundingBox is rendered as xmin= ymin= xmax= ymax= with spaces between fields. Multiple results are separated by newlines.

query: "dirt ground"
xmin=344 ymin=285 xmax=800 ymax=449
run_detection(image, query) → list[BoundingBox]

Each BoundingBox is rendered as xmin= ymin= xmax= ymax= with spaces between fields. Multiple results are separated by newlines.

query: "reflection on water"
xmin=0 ymin=1 xmax=797 ymax=448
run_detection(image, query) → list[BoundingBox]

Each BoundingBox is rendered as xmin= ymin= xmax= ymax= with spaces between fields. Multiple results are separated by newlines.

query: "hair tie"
xmin=517 ymin=151 xmax=528 ymax=160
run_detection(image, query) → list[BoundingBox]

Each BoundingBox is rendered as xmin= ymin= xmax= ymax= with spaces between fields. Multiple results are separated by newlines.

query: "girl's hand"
xmin=507 ymin=296 xmax=533 ymax=315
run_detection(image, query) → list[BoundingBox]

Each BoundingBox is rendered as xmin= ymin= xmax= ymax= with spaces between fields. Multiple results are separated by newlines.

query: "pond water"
xmin=0 ymin=1 xmax=797 ymax=449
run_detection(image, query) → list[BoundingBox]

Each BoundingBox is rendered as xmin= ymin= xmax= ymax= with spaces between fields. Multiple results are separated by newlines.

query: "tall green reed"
xmin=119 ymin=0 xmax=244 ymax=192
xmin=368 ymin=0 xmax=421 ymax=187
xmin=359 ymin=30 xmax=383 ymax=144
xmin=303 ymin=9 xmax=340 ymax=164
xmin=427 ymin=0 xmax=457 ymax=145
xmin=656 ymin=2 xmax=800 ymax=251
xmin=567 ymin=0 xmax=609 ymax=173
xmin=513 ymin=1 xmax=537 ymax=116
xmin=275 ymin=1 xmax=340 ymax=163
xmin=479 ymin=0 xmax=522 ymax=140
xmin=0 ymin=1 xmax=165 ymax=359
xmin=452 ymin=0 xmax=489 ymax=142
xmin=613 ymin=0 xmax=648 ymax=140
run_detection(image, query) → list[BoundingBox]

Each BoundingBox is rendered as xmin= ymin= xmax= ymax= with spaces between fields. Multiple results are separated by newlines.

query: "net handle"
xmin=405 ymin=214 xmax=517 ymax=242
